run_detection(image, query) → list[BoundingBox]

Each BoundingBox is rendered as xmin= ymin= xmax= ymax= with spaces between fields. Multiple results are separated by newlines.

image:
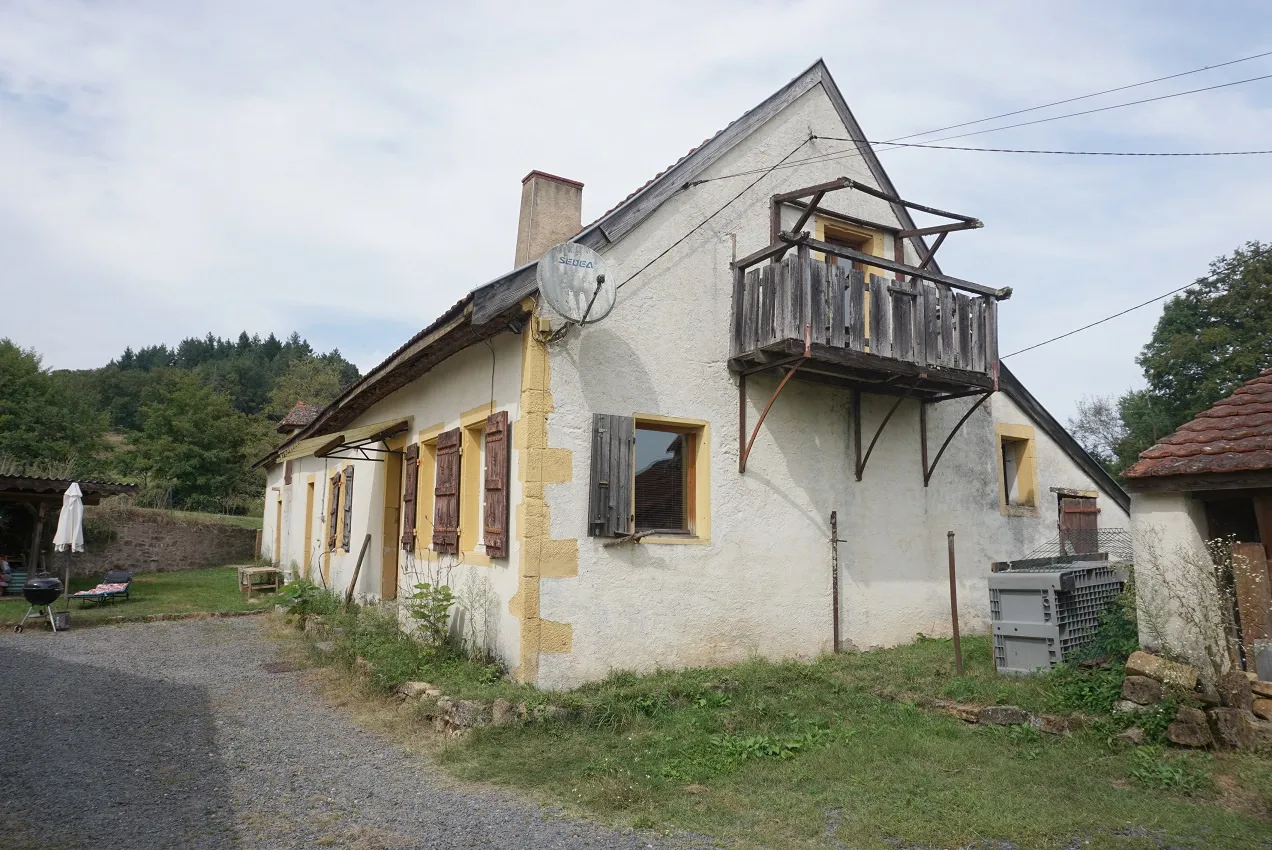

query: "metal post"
xmin=830 ymin=511 xmax=841 ymax=654
xmin=947 ymin=530 xmax=964 ymax=675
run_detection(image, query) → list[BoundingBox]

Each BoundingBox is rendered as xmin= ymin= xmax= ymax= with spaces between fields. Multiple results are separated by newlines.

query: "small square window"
xmin=634 ymin=426 xmax=694 ymax=533
xmin=1000 ymin=436 xmax=1035 ymax=508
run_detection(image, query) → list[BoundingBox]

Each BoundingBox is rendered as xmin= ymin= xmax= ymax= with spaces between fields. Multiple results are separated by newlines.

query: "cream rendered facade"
xmin=261 ymin=64 xmax=1128 ymax=689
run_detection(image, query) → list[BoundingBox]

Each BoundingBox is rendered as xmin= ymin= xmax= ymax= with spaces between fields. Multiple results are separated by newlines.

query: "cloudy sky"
xmin=2 ymin=1 xmax=1270 ymax=420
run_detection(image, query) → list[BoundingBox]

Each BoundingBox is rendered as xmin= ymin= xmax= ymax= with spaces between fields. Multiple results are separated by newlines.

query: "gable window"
xmin=589 ymin=413 xmax=709 ymax=543
xmin=816 ymin=220 xmax=884 ymax=271
xmin=995 ymin=423 xmax=1039 ymax=517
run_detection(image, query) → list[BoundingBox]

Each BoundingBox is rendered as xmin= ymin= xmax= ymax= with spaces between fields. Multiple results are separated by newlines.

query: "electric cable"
xmin=1001 ymin=246 xmax=1272 ymax=358
xmin=614 ymin=135 xmax=812 ymax=291
xmin=813 ymin=139 xmax=1272 ymax=157
xmin=692 ymin=67 xmax=1272 ymax=183
xmin=888 ymin=48 xmax=1272 ymax=142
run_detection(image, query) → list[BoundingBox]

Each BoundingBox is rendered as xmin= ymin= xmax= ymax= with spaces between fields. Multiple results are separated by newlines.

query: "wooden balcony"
xmin=730 ymin=251 xmax=998 ymax=398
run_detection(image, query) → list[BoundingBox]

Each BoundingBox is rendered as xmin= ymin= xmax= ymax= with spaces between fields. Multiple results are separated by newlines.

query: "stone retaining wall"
xmin=62 ymin=509 xmax=258 ymax=576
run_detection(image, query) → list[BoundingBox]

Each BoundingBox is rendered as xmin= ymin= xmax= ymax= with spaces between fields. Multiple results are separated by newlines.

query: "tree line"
xmin=1067 ymin=241 xmax=1272 ymax=477
xmin=0 ymin=331 xmax=360 ymax=514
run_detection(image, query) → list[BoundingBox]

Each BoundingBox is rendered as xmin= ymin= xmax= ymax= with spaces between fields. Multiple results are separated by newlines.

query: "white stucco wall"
xmin=264 ymin=332 xmax=526 ymax=669
xmin=535 ymin=83 xmax=1128 ymax=689
xmin=1129 ymin=491 xmax=1221 ymax=673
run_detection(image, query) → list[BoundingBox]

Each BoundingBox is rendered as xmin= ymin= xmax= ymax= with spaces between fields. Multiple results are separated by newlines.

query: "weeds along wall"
xmin=535 ymin=82 xmax=1129 ymax=689
xmin=263 ymin=332 xmax=526 ymax=671
xmin=1128 ymin=492 xmax=1227 ymax=676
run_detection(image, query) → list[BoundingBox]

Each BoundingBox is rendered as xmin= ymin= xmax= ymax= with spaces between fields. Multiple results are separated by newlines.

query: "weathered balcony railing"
xmin=731 ymin=252 xmax=998 ymax=378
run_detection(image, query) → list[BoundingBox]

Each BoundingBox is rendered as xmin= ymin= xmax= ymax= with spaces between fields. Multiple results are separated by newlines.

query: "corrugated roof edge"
xmin=998 ymin=364 xmax=1130 ymax=514
xmin=0 ymin=474 xmax=137 ymax=494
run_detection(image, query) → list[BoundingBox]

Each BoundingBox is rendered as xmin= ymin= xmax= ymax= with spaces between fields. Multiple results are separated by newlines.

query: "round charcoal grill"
xmin=15 ymin=575 xmax=64 ymax=633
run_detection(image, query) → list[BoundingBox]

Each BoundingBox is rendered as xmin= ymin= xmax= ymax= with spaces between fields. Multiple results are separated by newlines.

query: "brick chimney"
xmin=514 ymin=170 xmax=583 ymax=268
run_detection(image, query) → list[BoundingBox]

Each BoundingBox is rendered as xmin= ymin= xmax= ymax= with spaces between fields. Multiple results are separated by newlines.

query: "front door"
xmin=380 ymin=444 xmax=404 ymax=600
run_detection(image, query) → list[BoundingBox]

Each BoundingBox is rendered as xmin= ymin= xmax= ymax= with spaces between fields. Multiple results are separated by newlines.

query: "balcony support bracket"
xmin=920 ymin=390 xmax=995 ymax=486
xmin=854 ymin=378 xmax=922 ymax=481
xmin=739 ymin=324 xmax=812 ymax=473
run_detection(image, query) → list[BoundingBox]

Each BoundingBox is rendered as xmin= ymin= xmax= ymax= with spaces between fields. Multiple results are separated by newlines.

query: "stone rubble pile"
xmin=1117 ymin=651 xmax=1272 ymax=751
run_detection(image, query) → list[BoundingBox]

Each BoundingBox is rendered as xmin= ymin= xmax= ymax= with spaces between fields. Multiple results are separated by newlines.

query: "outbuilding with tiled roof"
xmin=1125 ymin=369 xmax=1272 ymax=676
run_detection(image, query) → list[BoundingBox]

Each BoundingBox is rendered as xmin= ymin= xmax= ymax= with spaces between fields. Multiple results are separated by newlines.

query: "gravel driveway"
xmin=0 ymin=617 xmax=714 ymax=849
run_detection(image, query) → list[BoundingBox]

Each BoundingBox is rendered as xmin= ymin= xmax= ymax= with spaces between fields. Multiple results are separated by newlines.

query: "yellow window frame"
xmin=995 ymin=422 xmax=1040 ymax=518
xmin=631 ymin=414 xmax=710 ymax=545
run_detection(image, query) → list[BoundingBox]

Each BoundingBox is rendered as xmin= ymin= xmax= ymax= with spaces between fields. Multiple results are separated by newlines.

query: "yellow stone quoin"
xmin=510 ymin=297 xmax=577 ymax=683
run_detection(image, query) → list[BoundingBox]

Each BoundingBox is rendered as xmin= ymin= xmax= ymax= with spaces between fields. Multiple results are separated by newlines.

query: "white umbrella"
xmin=52 ymin=483 xmax=84 ymax=608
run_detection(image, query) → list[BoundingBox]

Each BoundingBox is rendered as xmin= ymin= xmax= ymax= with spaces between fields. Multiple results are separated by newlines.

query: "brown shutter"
xmin=432 ymin=428 xmax=461 ymax=553
xmin=327 ymin=472 xmax=342 ymax=550
xmin=588 ymin=413 xmax=634 ymax=537
xmin=483 ymin=411 xmax=510 ymax=558
xmin=401 ymin=443 xmax=419 ymax=552
xmin=342 ymin=465 xmax=355 ymax=551
xmin=1059 ymin=495 xmax=1099 ymax=554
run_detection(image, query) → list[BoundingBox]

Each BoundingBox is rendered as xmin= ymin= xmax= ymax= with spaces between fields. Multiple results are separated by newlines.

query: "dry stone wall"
xmin=66 ymin=509 xmax=257 ymax=576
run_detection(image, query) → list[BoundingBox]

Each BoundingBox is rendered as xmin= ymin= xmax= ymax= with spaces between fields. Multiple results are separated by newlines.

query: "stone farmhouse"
xmin=258 ymin=61 xmax=1129 ymax=689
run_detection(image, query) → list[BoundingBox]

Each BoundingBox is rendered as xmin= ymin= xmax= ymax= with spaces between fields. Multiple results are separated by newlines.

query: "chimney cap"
xmin=522 ymin=170 xmax=584 ymax=189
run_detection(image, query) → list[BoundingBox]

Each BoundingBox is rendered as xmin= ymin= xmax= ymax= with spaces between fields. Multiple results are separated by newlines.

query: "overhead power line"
xmin=693 ymin=63 xmax=1272 ymax=184
xmin=812 ymin=138 xmax=1272 ymax=157
xmin=1001 ymin=246 xmax=1272 ymax=359
xmin=888 ymin=48 xmax=1272 ymax=142
xmin=904 ymin=71 xmax=1272 ymax=145
xmin=614 ymin=136 xmax=813 ymax=292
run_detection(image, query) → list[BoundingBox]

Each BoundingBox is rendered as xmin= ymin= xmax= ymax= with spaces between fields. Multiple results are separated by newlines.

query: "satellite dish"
xmin=537 ymin=243 xmax=615 ymax=325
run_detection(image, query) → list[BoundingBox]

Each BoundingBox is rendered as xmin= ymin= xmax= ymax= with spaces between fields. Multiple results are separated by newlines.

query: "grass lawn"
xmin=0 ymin=565 xmax=272 ymax=627
xmin=426 ymin=636 xmax=1272 ymax=849
xmin=166 ymin=510 xmax=263 ymax=530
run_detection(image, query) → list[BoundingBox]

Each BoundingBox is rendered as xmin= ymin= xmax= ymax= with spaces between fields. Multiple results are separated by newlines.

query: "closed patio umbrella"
xmin=52 ymin=483 xmax=84 ymax=608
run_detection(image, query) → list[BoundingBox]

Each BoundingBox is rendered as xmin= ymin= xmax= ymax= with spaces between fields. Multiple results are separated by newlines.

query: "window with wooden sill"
xmin=588 ymin=413 xmax=709 ymax=543
xmin=996 ymin=423 xmax=1040 ymax=518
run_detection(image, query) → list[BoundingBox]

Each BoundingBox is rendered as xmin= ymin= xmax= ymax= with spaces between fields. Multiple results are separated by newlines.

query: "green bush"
xmin=405 ymin=581 xmax=456 ymax=647
xmin=279 ymin=579 xmax=340 ymax=619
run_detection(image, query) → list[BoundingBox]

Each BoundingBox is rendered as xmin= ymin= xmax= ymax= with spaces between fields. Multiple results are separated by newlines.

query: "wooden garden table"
xmin=238 ymin=566 xmax=282 ymax=597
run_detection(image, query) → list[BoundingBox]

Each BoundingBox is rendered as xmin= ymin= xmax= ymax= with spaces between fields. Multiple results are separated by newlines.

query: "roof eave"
xmin=998 ymin=364 xmax=1131 ymax=513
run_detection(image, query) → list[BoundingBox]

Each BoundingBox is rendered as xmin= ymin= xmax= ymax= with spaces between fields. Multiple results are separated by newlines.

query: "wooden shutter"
xmin=342 ymin=465 xmax=355 ymax=551
xmin=1059 ymin=496 xmax=1098 ymax=554
xmin=483 ymin=411 xmax=510 ymax=558
xmin=432 ymin=428 xmax=461 ymax=553
xmin=327 ymin=472 xmax=342 ymax=550
xmin=588 ymin=413 xmax=634 ymax=537
xmin=400 ymin=443 xmax=419 ymax=552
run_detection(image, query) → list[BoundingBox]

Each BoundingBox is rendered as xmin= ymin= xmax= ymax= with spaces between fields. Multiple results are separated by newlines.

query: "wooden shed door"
xmin=1059 ymin=496 xmax=1099 ymax=554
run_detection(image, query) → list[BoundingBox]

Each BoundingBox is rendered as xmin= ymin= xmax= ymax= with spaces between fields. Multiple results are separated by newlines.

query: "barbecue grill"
xmin=14 ymin=575 xmax=64 ymax=633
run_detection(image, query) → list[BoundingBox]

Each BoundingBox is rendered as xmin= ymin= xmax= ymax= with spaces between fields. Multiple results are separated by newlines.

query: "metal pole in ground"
xmin=947 ymin=530 xmax=964 ymax=675
xmin=830 ymin=511 xmax=841 ymax=654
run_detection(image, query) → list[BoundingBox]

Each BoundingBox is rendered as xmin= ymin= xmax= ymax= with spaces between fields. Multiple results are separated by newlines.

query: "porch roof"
xmin=0 ymin=475 xmax=136 ymax=505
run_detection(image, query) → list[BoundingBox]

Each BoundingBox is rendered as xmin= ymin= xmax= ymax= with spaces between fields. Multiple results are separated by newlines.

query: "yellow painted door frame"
xmin=302 ymin=479 xmax=315 ymax=579
xmin=273 ymin=494 xmax=283 ymax=567
xmin=381 ymin=437 xmax=406 ymax=600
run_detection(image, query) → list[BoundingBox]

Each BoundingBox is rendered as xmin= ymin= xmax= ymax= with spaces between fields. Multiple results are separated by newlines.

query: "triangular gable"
xmin=472 ymin=59 xmax=935 ymax=325
xmin=999 ymin=364 xmax=1130 ymax=513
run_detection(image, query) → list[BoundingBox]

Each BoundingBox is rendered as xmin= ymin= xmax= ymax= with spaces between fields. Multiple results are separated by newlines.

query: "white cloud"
xmin=1 ymin=0 xmax=1270 ymax=424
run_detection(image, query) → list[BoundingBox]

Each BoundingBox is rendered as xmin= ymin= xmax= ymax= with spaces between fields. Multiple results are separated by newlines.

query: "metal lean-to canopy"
xmin=276 ymin=417 xmax=410 ymax=464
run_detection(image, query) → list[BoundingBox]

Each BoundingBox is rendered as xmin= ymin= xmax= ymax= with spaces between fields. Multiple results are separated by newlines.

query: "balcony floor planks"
xmin=730 ymin=338 xmax=995 ymax=398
